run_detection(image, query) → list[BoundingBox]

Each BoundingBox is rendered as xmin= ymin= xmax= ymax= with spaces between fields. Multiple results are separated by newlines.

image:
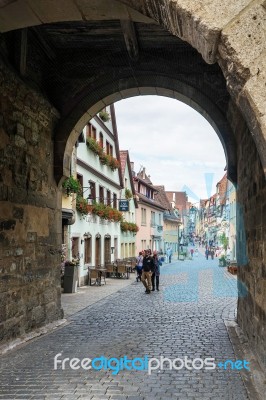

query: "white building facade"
xmin=69 ymin=105 xmax=124 ymax=285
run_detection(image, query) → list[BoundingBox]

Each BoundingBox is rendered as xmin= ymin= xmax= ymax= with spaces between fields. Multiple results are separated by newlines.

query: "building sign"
xmin=119 ymin=200 xmax=129 ymax=211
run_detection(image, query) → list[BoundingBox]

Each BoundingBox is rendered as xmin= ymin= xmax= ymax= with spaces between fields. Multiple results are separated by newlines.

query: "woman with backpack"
xmin=135 ymin=251 xmax=143 ymax=282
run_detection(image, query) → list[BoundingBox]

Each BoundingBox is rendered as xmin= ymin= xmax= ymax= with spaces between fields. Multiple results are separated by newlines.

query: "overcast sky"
xmin=114 ymin=96 xmax=226 ymax=203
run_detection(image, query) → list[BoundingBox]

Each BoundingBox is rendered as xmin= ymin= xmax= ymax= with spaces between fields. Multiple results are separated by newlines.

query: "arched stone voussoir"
xmin=117 ymin=0 xmax=253 ymax=64
xmin=54 ymin=80 xmax=237 ymax=185
xmin=238 ymin=68 xmax=266 ymax=178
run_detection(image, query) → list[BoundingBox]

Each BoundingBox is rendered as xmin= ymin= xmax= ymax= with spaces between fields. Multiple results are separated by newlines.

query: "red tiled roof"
xmin=165 ymin=191 xmax=188 ymax=212
xmin=154 ymin=185 xmax=172 ymax=210
xmin=137 ymin=192 xmax=165 ymax=211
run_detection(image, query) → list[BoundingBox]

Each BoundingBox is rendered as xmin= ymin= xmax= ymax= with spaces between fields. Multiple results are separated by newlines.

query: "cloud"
xmin=115 ymin=96 xmax=226 ymax=200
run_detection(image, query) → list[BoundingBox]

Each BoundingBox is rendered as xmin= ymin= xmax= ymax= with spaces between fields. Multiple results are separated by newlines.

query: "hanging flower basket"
xmin=125 ymin=188 xmax=133 ymax=199
xmin=62 ymin=176 xmax=81 ymax=196
xmin=99 ymin=110 xmax=110 ymax=122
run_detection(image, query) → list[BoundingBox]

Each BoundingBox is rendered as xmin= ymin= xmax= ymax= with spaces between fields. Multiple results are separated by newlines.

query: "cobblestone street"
xmin=0 ymin=253 xmax=251 ymax=400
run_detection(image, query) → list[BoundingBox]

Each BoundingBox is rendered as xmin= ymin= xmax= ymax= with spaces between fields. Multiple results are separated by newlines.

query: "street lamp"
xmin=177 ymin=221 xmax=182 ymax=260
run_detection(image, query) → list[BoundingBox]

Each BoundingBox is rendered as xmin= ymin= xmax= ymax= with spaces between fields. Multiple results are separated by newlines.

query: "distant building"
xmin=196 ymin=173 xmax=236 ymax=260
xmin=165 ymin=191 xmax=190 ymax=239
xmin=133 ymin=167 xmax=165 ymax=253
xmin=119 ymin=152 xmax=138 ymax=259
xmin=154 ymin=186 xmax=181 ymax=255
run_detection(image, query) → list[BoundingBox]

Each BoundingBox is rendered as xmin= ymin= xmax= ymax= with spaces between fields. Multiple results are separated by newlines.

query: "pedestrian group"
xmin=136 ymin=249 xmax=162 ymax=294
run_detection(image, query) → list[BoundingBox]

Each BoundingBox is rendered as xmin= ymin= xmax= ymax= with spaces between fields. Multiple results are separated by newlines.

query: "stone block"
xmin=16 ymin=123 xmax=25 ymax=137
xmin=31 ymin=306 xmax=46 ymax=325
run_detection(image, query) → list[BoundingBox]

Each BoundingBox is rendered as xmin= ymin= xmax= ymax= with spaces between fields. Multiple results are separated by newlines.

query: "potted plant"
xmin=227 ymin=262 xmax=238 ymax=275
xmin=62 ymin=176 xmax=81 ymax=196
xmin=76 ymin=196 xmax=93 ymax=216
xmin=99 ymin=153 xmax=108 ymax=166
xmin=106 ymin=154 xmax=120 ymax=171
xmin=120 ymin=221 xmax=139 ymax=233
xmin=86 ymin=137 xmax=103 ymax=156
xmin=219 ymin=255 xmax=227 ymax=267
xmin=64 ymin=259 xmax=79 ymax=293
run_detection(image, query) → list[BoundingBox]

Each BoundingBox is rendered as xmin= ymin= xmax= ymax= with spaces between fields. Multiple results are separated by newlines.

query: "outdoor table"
xmin=88 ymin=266 xmax=107 ymax=286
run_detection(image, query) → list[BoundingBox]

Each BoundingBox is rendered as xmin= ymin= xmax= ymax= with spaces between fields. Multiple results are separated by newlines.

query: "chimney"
xmin=142 ymin=167 xmax=146 ymax=179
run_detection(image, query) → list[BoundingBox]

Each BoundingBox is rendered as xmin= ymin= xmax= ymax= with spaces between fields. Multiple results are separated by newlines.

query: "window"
xmin=89 ymin=181 xmax=96 ymax=201
xmin=109 ymin=144 xmax=113 ymax=157
xmin=99 ymin=186 xmax=104 ymax=204
xmin=141 ymin=240 xmax=146 ymax=250
xmin=113 ymin=193 xmax=117 ymax=209
xmin=140 ymin=184 xmax=145 ymax=195
xmin=141 ymin=208 xmax=146 ymax=225
xmin=86 ymin=123 xmax=96 ymax=140
xmin=107 ymin=190 xmax=111 ymax=206
xmin=99 ymin=132 xmax=103 ymax=148
xmin=106 ymin=140 xmax=110 ymax=155
xmin=125 ymin=178 xmax=128 ymax=188
xmin=151 ymin=211 xmax=155 ymax=226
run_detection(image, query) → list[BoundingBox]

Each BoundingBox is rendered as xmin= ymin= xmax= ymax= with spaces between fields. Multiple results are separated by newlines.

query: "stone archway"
xmin=0 ymin=0 xmax=265 ymax=370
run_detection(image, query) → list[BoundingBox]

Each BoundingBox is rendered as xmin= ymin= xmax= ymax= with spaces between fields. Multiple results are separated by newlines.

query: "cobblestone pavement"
xmin=62 ymin=276 xmax=134 ymax=317
xmin=0 ymin=253 xmax=250 ymax=400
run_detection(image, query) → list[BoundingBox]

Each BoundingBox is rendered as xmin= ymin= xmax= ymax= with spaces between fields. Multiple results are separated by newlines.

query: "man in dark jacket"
xmin=141 ymin=249 xmax=154 ymax=294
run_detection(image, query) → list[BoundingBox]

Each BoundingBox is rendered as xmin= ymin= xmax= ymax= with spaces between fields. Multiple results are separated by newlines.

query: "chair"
xmin=105 ymin=263 xmax=115 ymax=278
xmin=96 ymin=265 xmax=107 ymax=285
xmin=88 ymin=267 xmax=99 ymax=286
xmin=116 ymin=264 xmax=127 ymax=278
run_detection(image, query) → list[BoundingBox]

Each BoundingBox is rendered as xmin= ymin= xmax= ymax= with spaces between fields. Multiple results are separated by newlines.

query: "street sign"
xmin=119 ymin=200 xmax=129 ymax=211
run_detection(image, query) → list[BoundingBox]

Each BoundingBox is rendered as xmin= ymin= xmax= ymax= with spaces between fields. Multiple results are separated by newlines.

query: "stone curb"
xmin=225 ymin=320 xmax=265 ymax=400
xmin=0 ymin=318 xmax=68 ymax=356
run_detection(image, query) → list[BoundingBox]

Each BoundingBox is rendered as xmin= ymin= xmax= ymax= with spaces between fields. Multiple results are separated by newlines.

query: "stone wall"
xmin=231 ymin=102 xmax=266 ymax=372
xmin=0 ymin=60 xmax=63 ymax=341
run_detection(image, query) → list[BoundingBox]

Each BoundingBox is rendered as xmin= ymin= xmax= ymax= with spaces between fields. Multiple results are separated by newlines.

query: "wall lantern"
xmin=111 ymin=246 xmax=115 ymax=254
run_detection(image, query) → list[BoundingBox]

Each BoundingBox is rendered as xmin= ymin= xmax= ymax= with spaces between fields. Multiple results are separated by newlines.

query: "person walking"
xmin=205 ymin=248 xmax=209 ymax=260
xmin=151 ymin=250 xmax=161 ymax=291
xmin=141 ymin=249 xmax=154 ymax=294
xmin=190 ymin=248 xmax=194 ymax=258
xmin=210 ymin=248 xmax=215 ymax=260
xmin=135 ymin=251 xmax=143 ymax=282
xmin=166 ymin=247 xmax=173 ymax=263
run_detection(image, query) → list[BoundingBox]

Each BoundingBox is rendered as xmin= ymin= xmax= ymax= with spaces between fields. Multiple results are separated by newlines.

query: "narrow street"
xmin=0 ymin=254 xmax=250 ymax=400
